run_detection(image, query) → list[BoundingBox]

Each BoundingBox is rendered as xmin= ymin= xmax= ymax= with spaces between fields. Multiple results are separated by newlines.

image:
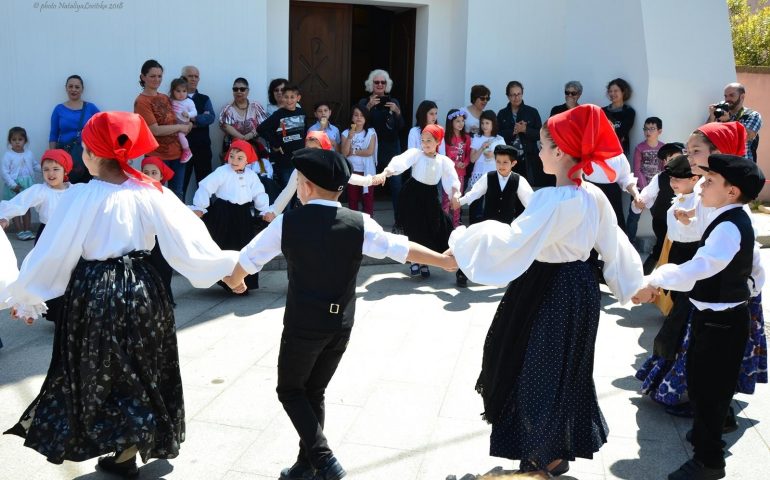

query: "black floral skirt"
xmin=4 ymin=252 xmax=184 ymax=464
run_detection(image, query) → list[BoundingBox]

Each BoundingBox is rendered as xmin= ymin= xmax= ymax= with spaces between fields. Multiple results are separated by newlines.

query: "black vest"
xmin=187 ymin=91 xmax=211 ymax=148
xmin=650 ymin=171 xmax=675 ymax=219
xmin=281 ymin=204 xmax=364 ymax=331
xmin=482 ymin=171 xmax=525 ymax=224
xmin=690 ymin=207 xmax=754 ymax=304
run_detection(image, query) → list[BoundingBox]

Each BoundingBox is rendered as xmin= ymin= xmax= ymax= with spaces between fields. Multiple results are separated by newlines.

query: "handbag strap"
xmin=75 ymin=102 xmax=88 ymax=135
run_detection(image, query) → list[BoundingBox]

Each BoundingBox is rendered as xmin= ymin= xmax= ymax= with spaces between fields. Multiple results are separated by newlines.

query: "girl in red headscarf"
xmin=375 ymin=124 xmax=461 ymax=278
xmin=448 ymin=104 xmax=644 ymax=478
xmin=3 ymin=111 xmax=239 ymax=476
xmin=191 ymin=139 xmax=269 ymax=292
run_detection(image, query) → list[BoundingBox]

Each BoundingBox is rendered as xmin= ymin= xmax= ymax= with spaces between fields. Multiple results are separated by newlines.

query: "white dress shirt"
xmin=191 ymin=164 xmax=269 ymax=213
xmin=449 ymin=182 xmax=644 ymax=304
xmin=666 ymin=192 xmax=710 ymax=243
xmin=632 ymin=172 xmax=661 ymax=214
xmin=239 ymin=199 xmax=411 ymax=274
xmin=384 ymin=148 xmax=461 ymax=195
xmin=0 ymin=182 xmax=79 ymax=224
xmin=5 ymin=178 xmax=239 ymax=318
xmin=268 ymin=170 xmax=374 ymax=215
xmin=646 ymin=204 xmax=763 ymax=311
xmin=458 ymin=172 xmax=534 ymax=207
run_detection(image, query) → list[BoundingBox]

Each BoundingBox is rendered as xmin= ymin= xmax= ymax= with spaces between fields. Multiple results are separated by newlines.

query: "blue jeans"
xmin=626 ymin=204 xmax=640 ymax=242
xmin=165 ymin=159 xmax=186 ymax=200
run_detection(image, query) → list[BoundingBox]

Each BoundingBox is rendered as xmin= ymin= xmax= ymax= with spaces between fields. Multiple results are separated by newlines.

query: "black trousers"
xmin=276 ymin=327 xmax=351 ymax=468
xmin=687 ymin=305 xmax=750 ymax=469
xmin=650 ymin=214 xmax=667 ymax=260
xmin=183 ymin=143 xmax=213 ymax=198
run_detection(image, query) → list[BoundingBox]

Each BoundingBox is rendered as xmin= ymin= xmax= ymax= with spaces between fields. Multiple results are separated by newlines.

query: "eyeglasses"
xmin=564 ymin=91 xmax=579 ymax=96
xmin=507 ymin=93 xmax=522 ymax=98
xmin=232 ymin=87 xmax=248 ymax=92
xmin=373 ymin=80 xmax=387 ymax=85
xmin=478 ymin=96 xmax=490 ymax=101
xmin=643 ymin=127 xmax=659 ymax=132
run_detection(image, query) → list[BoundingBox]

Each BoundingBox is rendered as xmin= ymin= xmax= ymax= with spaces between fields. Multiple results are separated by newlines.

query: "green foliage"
xmin=728 ymin=0 xmax=770 ymax=66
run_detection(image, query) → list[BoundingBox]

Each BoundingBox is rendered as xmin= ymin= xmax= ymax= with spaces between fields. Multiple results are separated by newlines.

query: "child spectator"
xmin=626 ymin=117 xmax=665 ymax=242
xmin=634 ymin=153 xmax=765 ymax=480
xmin=1 ymin=127 xmax=39 ymax=240
xmin=307 ymin=101 xmax=341 ymax=151
xmin=169 ymin=77 xmax=196 ymax=164
xmin=468 ymin=110 xmax=506 ymax=223
xmin=442 ymin=109 xmax=472 ymax=227
xmin=375 ymin=124 xmax=461 ymax=278
xmin=223 ymin=147 xmax=456 ymax=480
xmin=341 ymin=105 xmax=377 ymax=215
xmin=257 ymin=85 xmax=307 ymax=188
xmin=407 ymin=100 xmax=445 ymax=153
xmin=632 ymin=142 xmax=685 ymax=273
xmin=142 ymin=156 xmax=177 ymax=305
xmin=191 ymin=140 xmax=269 ymax=293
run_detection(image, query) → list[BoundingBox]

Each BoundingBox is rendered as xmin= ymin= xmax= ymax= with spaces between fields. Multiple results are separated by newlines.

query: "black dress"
xmin=394 ymin=177 xmax=454 ymax=252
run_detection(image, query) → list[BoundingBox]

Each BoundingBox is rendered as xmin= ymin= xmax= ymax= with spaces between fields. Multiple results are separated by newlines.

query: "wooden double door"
xmin=290 ymin=1 xmax=415 ymax=133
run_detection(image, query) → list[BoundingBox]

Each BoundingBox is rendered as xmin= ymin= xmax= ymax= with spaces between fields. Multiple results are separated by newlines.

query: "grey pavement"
xmin=1 ymin=211 xmax=769 ymax=479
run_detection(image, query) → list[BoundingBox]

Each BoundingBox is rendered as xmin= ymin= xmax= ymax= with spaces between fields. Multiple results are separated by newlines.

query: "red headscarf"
xmin=423 ymin=124 xmax=445 ymax=145
xmin=545 ymin=104 xmax=622 ymax=186
xmin=225 ymin=139 xmax=258 ymax=164
xmin=306 ymin=130 xmax=333 ymax=150
xmin=141 ymin=156 xmax=175 ymax=183
xmin=81 ymin=111 xmax=162 ymax=191
xmin=40 ymin=149 xmax=73 ymax=181
xmin=696 ymin=122 xmax=747 ymax=156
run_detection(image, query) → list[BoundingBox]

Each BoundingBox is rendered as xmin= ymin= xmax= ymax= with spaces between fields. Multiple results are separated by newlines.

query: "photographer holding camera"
xmin=708 ymin=82 xmax=762 ymax=162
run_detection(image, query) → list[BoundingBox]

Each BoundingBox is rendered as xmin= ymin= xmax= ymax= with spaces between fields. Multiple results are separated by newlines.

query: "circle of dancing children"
xmin=341 ymin=105 xmax=378 ymax=215
xmin=634 ymin=120 xmax=767 ymax=480
xmin=169 ymin=77 xmax=197 ymax=164
xmin=442 ymin=108 xmax=472 ymax=227
xmin=448 ymin=104 xmax=644 ymax=479
xmin=467 ymin=110 xmax=505 ymax=223
xmin=2 ymin=111 xmax=239 ymax=477
xmin=224 ymin=147 xmax=456 ymax=480
xmin=1 ymin=127 xmax=40 ymax=240
xmin=374 ymin=124 xmax=461 ymax=279
xmin=142 ymin=155 xmax=178 ymax=305
xmin=190 ymin=139 xmax=269 ymax=293
xmin=0 ymin=149 xmax=77 ymax=322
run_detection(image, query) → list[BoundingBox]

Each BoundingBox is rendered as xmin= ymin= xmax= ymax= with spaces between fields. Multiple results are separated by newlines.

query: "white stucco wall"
xmin=0 ymin=0 xmax=738 ymax=236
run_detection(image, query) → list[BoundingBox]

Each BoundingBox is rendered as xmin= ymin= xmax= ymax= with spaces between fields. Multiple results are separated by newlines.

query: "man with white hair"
xmin=181 ymin=65 xmax=216 ymax=196
xmin=708 ymin=82 xmax=762 ymax=162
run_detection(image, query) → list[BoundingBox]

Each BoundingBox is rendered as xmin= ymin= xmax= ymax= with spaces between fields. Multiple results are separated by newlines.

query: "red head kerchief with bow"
xmin=696 ymin=121 xmax=747 ymax=156
xmin=225 ymin=139 xmax=258 ymax=164
xmin=141 ymin=156 xmax=175 ymax=183
xmin=41 ymin=149 xmax=73 ymax=181
xmin=81 ymin=111 xmax=162 ymax=191
xmin=545 ymin=104 xmax=622 ymax=186
xmin=423 ymin=124 xmax=445 ymax=145
xmin=306 ymin=130 xmax=333 ymax=150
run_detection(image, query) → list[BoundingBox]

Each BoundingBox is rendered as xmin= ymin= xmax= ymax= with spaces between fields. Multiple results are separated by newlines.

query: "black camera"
xmin=713 ymin=101 xmax=731 ymax=120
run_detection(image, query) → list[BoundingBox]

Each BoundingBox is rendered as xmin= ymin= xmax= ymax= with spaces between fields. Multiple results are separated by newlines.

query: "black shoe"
xmin=97 ymin=454 xmax=139 ymax=478
xmin=548 ymin=459 xmax=570 ymax=476
xmin=420 ymin=265 xmax=430 ymax=278
xmin=456 ymin=270 xmax=468 ymax=288
xmin=665 ymin=402 xmax=694 ymax=418
xmin=685 ymin=429 xmax=726 ymax=448
xmin=280 ymin=461 xmax=315 ymax=480
xmin=667 ymin=459 xmax=725 ymax=480
xmin=312 ymin=456 xmax=346 ymax=480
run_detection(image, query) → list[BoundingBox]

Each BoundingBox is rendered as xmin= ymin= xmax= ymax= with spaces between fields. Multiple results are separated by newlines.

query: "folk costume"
xmin=449 ymin=105 xmax=643 ymax=473
xmin=0 ymin=229 xmax=19 ymax=348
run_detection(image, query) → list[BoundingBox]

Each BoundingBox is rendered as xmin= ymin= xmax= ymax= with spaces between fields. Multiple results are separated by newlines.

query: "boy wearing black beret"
xmin=634 ymin=154 xmax=765 ymax=480
xmin=225 ymin=148 xmax=456 ymax=480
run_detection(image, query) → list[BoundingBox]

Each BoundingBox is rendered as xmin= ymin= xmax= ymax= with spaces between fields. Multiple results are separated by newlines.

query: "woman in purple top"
xmin=48 ymin=75 xmax=100 ymax=183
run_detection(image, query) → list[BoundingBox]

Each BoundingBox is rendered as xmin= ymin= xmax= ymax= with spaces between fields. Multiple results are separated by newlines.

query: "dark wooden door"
xmin=290 ymin=1 xmax=352 ymax=127
xmin=390 ymin=9 xmax=416 ymax=148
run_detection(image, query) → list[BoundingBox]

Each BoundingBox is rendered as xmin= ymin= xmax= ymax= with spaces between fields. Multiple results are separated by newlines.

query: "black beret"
xmin=291 ymin=147 xmax=351 ymax=192
xmin=664 ymin=155 xmax=695 ymax=179
xmin=494 ymin=144 xmax=518 ymax=158
xmin=657 ymin=142 xmax=685 ymax=160
xmin=700 ymin=154 xmax=766 ymax=200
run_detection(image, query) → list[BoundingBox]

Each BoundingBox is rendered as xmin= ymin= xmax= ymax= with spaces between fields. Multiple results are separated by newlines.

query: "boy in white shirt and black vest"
xmin=224 ymin=148 xmax=456 ymax=480
xmin=451 ymin=144 xmax=534 ymax=287
xmin=634 ymin=154 xmax=765 ymax=480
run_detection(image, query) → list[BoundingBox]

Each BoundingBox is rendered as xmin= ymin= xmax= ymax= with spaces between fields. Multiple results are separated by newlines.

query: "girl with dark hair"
xmin=442 ymin=109 xmax=471 ymax=226
xmin=169 ymin=77 xmax=196 ymax=164
xmin=342 ymin=105 xmax=378 ymax=215
xmin=448 ymin=104 xmax=643 ymax=479
xmin=134 ymin=59 xmax=190 ymax=199
xmin=407 ymin=100 xmax=444 ymax=153
xmin=48 ymin=74 xmax=100 ymax=183
xmin=468 ymin=110 xmax=505 ymax=223
xmin=1 ymin=127 xmax=39 ymax=240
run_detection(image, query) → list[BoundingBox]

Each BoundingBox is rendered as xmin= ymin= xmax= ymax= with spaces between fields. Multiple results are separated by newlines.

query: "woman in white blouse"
xmin=448 ymin=105 xmax=643 ymax=478
xmin=4 ymin=112 xmax=239 ymax=476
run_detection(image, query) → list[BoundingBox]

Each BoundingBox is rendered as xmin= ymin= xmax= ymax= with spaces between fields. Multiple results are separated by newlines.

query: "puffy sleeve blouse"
xmin=384 ymin=148 xmax=460 ymax=195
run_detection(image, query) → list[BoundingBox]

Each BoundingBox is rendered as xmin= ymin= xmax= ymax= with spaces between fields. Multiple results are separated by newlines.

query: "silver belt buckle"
xmin=329 ymin=303 xmax=340 ymax=314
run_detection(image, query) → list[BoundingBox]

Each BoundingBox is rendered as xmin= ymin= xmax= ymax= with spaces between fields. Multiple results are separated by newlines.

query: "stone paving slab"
xmin=0 ymin=237 xmax=768 ymax=479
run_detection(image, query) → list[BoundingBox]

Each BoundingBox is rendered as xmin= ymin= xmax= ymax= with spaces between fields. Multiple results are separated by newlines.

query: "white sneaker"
xmin=25 ymin=230 xmax=36 ymax=240
xmin=16 ymin=231 xmax=26 ymax=240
